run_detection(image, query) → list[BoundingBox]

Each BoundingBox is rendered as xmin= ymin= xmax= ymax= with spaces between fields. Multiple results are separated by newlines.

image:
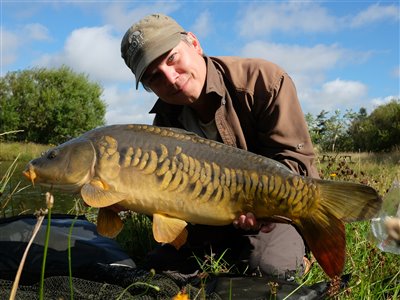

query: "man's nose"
xmin=160 ymin=66 xmax=178 ymax=85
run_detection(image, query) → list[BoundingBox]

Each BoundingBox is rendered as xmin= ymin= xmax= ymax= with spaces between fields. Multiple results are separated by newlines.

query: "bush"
xmin=0 ymin=66 xmax=106 ymax=144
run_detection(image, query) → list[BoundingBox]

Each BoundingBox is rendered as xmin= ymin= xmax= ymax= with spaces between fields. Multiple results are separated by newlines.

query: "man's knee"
xmin=249 ymin=224 xmax=305 ymax=277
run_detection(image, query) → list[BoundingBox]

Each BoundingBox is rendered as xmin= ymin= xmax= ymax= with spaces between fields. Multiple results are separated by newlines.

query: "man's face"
xmin=141 ymin=38 xmax=207 ymax=105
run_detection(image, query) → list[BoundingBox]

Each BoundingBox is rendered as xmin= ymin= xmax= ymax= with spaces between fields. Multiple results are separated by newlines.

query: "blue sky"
xmin=1 ymin=1 xmax=399 ymax=125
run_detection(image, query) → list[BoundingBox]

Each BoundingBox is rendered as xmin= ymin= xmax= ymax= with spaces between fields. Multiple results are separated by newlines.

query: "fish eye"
xmin=47 ymin=150 xmax=58 ymax=160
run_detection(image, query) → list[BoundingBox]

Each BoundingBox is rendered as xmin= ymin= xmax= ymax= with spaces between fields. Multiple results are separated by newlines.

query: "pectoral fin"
xmin=96 ymin=207 xmax=124 ymax=238
xmin=152 ymin=213 xmax=188 ymax=249
xmin=81 ymin=179 xmax=127 ymax=208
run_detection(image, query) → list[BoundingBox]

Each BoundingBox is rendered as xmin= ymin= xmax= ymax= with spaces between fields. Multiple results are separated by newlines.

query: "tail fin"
xmin=298 ymin=212 xmax=345 ymax=278
xmin=317 ymin=180 xmax=382 ymax=222
xmin=297 ymin=180 xmax=381 ymax=278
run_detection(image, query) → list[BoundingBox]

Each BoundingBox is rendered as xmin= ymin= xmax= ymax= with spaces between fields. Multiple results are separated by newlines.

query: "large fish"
xmin=23 ymin=124 xmax=381 ymax=278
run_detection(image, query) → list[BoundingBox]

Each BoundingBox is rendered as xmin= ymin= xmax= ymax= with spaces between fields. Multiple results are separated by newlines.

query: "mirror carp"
xmin=23 ymin=124 xmax=382 ymax=278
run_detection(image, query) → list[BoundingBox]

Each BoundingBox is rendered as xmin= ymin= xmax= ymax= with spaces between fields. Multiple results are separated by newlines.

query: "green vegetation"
xmin=350 ymin=100 xmax=400 ymax=152
xmin=0 ymin=141 xmax=49 ymax=161
xmin=115 ymin=212 xmax=157 ymax=264
xmin=0 ymin=66 xmax=106 ymax=144
xmin=306 ymin=98 xmax=400 ymax=152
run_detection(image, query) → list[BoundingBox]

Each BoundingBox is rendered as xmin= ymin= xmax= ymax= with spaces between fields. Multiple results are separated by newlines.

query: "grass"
xmin=115 ymin=211 xmax=157 ymax=265
xmin=1 ymin=143 xmax=400 ymax=299
xmin=0 ymin=141 xmax=50 ymax=161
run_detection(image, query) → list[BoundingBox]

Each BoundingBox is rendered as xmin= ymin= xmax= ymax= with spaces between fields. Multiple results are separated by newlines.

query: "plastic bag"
xmin=370 ymin=180 xmax=400 ymax=254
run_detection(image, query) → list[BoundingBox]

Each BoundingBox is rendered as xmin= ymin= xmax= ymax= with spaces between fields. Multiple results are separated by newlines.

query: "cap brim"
xmin=135 ymin=32 xmax=182 ymax=89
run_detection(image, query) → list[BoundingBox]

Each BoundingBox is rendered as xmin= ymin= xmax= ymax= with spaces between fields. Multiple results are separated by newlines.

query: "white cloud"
xmin=299 ymin=79 xmax=368 ymax=114
xmin=34 ymin=26 xmax=132 ymax=83
xmin=102 ymin=84 xmax=157 ymax=125
xmin=24 ymin=23 xmax=51 ymax=41
xmin=238 ymin=2 xmax=399 ymax=37
xmin=351 ymin=3 xmax=400 ymax=28
xmin=321 ymin=79 xmax=367 ymax=100
xmin=1 ymin=28 xmax=20 ymax=66
xmin=240 ymin=41 xmax=352 ymax=89
xmin=370 ymin=95 xmax=400 ymax=109
xmin=238 ymin=2 xmax=337 ymax=37
xmin=242 ymin=41 xmax=344 ymax=73
xmin=1 ymin=23 xmax=50 ymax=68
xmin=191 ymin=11 xmax=212 ymax=39
xmin=101 ymin=2 xmax=181 ymax=33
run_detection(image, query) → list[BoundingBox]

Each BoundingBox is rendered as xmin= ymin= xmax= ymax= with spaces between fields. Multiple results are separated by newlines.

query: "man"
xmin=121 ymin=13 xmax=318 ymax=278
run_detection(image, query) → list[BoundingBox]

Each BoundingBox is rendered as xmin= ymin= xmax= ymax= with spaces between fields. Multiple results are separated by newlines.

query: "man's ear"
xmin=187 ymin=32 xmax=203 ymax=55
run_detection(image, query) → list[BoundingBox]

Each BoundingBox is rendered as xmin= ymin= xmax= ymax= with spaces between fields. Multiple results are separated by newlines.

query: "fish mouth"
xmin=22 ymin=165 xmax=37 ymax=186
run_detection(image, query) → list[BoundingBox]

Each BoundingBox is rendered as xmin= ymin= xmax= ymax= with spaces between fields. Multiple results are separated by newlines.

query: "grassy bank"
xmin=0 ymin=141 xmax=50 ymax=161
xmin=316 ymin=151 xmax=400 ymax=195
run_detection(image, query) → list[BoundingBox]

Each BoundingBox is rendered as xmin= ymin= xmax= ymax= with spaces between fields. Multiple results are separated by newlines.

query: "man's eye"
xmin=167 ymin=52 xmax=177 ymax=64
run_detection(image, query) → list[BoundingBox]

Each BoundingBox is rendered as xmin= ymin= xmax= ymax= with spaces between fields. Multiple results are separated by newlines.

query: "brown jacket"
xmin=150 ymin=56 xmax=319 ymax=178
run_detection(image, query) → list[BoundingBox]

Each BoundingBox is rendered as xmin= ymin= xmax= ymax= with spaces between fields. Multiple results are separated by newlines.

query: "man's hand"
xmin=233 ymin=212 xmax=276 ymax=233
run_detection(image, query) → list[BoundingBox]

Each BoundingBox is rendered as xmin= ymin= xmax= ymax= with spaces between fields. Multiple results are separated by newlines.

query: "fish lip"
xmin=22 ymin=169 xmax=30 ymax=179
xmin=22 ymin=164 xmax=36 ymax=186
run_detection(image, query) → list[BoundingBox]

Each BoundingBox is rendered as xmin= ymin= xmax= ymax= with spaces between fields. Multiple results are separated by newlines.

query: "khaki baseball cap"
xmin=121 ymin=14 xmax=184 ymax=89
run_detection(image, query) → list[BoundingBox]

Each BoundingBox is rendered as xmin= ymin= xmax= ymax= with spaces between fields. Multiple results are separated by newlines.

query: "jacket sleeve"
xmin=254 ymin=72 xmax=319 ymax=179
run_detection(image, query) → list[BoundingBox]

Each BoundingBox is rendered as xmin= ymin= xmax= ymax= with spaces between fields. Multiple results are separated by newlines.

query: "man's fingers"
xmin=233 ymin=213 xmax=276 ymax=232
xmin=233 ymin=213 xmax=258 ymax=230
xmin=245 ymin=212 xmax=256 ymax=227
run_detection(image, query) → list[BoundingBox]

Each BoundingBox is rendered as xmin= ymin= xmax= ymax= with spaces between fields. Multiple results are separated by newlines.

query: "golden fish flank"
xmin=93 ymin=133 xmax=317 ymax=223
xmin=23 ymin=124 xmax=382 ymax=279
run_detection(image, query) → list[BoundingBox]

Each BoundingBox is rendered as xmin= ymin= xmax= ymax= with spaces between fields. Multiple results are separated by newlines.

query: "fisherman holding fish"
xmin=120 ymin=13 xmax=319 ymax=278
xmin=23 ymin=14 xmax=381 ymax=280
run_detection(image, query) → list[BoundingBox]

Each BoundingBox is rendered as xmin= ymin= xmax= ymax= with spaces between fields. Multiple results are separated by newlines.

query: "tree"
xmin=306 ymin=110 xmax=329 ymax=147
xmin=349 ymin=99 xmax=400 ymax=151
xmin=347 ymin=107 xmax=369 ymax=151
xmin=0 ymin=66 xmax=106 ymax=144
xmin=306 ymin=109 xmax=356 ymax=152
xmin=306 ymin=108 xmax=371 ymax=152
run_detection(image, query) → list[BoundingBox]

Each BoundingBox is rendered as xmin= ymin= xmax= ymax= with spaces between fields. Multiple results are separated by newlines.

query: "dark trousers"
xmin=143 ymin=223 xmax=305 ymax=277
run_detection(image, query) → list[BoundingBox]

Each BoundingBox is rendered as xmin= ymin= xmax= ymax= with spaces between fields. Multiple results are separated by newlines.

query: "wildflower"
xmin=173 ymin=290 xmax=189 ymax=300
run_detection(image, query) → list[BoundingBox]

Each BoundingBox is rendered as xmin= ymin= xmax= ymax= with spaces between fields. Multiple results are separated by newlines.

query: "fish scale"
xmin=23 ymin=124 xmax=382 ymax=279
xmin=122 ymin=140 xmax=316 ymax=218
